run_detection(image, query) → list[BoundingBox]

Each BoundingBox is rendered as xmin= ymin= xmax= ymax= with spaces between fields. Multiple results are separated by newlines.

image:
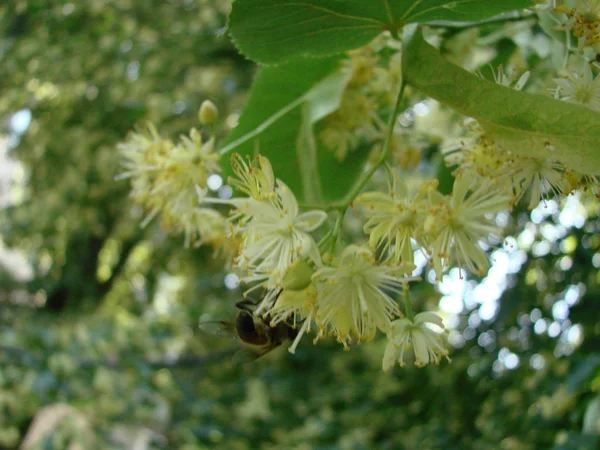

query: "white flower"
xmin=170 ymin=129 xmax=220 ymax=186
xmin=426 ymin=174 xmax=510 ymax=278
xmin=554 ymin=1 xmax=600 ymax=50
xmin=236 ymin=181 xmax=326 ymax=272
xmin=269 ymin=285 xmax=318 ymax=354
xmin=118 ymin=124 xmax=221 ymax=231
xmin=382 ymin=312 xmax=449 ymax=370
xmin=229 ymin=153 xmax=276 ymax=200
xmin=573 ymin=0 xmax=600 ymax=16
xmin=208 ymin=155 xmax=327 ymax=275
xmin=312 ymin=245 xmax=410 ymax=348
xmin=118 ymin=123 xmax=165 ymax=176
xmin=355 ymin=172 xmax=429 ymax=266
xmin=117 ymin=123 xmax=171 ymax=211
xmin=553 ymin=55 xmax=600 ymax=110
xmin=209 ymin=155 xmax=327 ymax=314
xmin=235 ymin=181 xmax=326 ymax=315
xmin=499 ymin=156 xmax=566 ymax=209
xmin=447 ymin=121 xmax=567 ymax=210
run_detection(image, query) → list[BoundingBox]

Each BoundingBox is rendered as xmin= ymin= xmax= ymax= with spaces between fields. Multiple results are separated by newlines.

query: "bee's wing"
xmin=231 ymin=345 xmax=277 ymax=365
xmin=198 ymin=319 xmax=236 ymax=339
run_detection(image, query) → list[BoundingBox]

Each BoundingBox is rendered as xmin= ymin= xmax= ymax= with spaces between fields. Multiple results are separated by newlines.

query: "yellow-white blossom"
xmin=269 ymin=285 xmax=318 ymax=354
xmin=555 ymin=1 xmax=600 ymax=50
xmin=209 ymin=155 xmax=327 ymax=313
xmin=426 ymin=174 xmax=510 ymax=278
xmin=553 ymin=55 xmax=600 ymax=110
xmin=235 ymin=180 xmax=326 ymax=273
xmin=312 ymin=245 xmax=410 ymax=348
xmin=117 ymin=123 xmax=170 ymax=211
xmin=499 ymin=155 xmax=566 ymax=209
xmin=356 ymin=172 xmax=429 ymax=266
xmin=382 ymin=312 xmax=449 ymax=370
xmin=118 ymin=124 xmax=221 ymax=238
xmin=319 ymin=42 xmax=399 ymax=161
xmin=229 ymin=153 xmax=276 ymax=200
xmin=446 ymin=121 xmax=567 ymax=210
xmin=168 ymin=189 xmax=237 ymax=257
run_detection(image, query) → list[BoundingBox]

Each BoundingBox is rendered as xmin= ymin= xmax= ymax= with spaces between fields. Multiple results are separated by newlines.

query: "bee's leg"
xmin=235 ymin=298 xmax=256 ymax=312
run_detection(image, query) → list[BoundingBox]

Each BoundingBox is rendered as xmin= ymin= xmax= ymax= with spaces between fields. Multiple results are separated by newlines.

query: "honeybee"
xmin=199 ymin=297 xmax=298 ymax=364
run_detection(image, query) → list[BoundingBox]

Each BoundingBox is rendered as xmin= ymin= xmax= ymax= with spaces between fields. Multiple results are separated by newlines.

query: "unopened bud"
xmin=199 ymin=100 xmax=218 ymax=125
xmin=282 ymin=259 xmax=314 ymax=291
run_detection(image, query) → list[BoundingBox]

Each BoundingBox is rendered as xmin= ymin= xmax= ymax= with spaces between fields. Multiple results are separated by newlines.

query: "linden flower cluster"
xmin=444 ymin=60 xmax=600 ymax=209
xmin=116 ymin=116 xmax=450 ymax=372
xmin=269 ymin=246 xmax=412 ymax=355
xmin=115 ymin=15 xmax=600 ymax=375
xmin=209 ymin=154 xmax=327 ymax=307
xmin=554 ymin=0 xmax=600 ymax=51
xmin=449 ymin=122 xmax=598 ymax=208
xmin=217 ymin=154 xmax=449 ymax=369
xmin=355 ymin=171 xmax=510 ymax=279
xmin=118 ymin=107 xmax=231 ymax=249
xmin=269 ymin=245 xmax=451 ymax=370
xmin=320 ymin=35 xmax=402 ymax=161
xmin=118 ymin=123 xmax=456 ymax=369
xmin=446 ymin=120 xmax=569 ymax=209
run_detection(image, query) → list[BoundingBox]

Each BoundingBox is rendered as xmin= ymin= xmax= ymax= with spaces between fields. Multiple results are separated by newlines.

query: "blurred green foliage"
xmin=0 ymin=0 xmax=250 ymax=310
xmin=0 ymin=1 xmax=599 ymax=450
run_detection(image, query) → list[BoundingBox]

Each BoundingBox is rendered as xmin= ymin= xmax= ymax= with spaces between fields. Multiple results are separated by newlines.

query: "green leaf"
xmin=388 ymin=0 xmax=534 ymax=23
xmin=219 ymin=56 xmax=368 ymax=203
xmin=229 ymin=0 xmax=535 ymax=64
xmin=436 ymin=158 xmax=455 ymax=195
xmin=296 ymin=103 xmax=323 ymax=204
xmin=402 ymin=28 xmax=600 ymax=174
xmin=566 ymin=354 xmax=600 ymax=393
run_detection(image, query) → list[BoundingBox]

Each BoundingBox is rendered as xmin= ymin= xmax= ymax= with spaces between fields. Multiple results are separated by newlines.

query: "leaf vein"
xmin=256 ymin=25 xmax=380 ymax=48
xmin=406 ymin=0 xmax=509 ymax=23
xmin=398 ymin=0 xmax=424 ymax=22
xmin=251 ymin=2 xmax=384 ymax=25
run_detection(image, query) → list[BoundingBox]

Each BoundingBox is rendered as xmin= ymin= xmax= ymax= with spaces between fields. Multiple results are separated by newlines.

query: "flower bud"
xmin=282 ymin=259 xmax=314 ymax=291
xmin=199 ymin=100 xmax=218 ymax=125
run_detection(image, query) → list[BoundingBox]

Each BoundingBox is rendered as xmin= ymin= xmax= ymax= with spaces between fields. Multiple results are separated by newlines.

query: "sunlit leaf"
xmin=229 ymin=0 xmax=534 ymax=64
xmin=219 ymin=56 xmax=368 ymax=203
xmin=402 ymin=28 xmax=600 ymax=174
xmin=566 ymin=354 xmax=600 ymax=393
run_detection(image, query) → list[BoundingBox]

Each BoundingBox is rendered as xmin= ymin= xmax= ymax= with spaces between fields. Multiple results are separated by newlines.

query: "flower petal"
xmin=258 ymin=155 xmax=275 ymax=192
xmin=392 ymin=172 xmax=408 ymax=198
xmin=295 ymin=210 xmax=327 ymax=232
xmin=276 ymin=180 xmax=298 ymax=217
xmin=411 ymin=329 xmax=430 ymax=366
xmin=382 ymin=341 xmax=398 ymax=371
xmin=355 ymin=191 xmax=396 ymax=211
xmin=414 ymin=312 xmax=444 ymax=329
